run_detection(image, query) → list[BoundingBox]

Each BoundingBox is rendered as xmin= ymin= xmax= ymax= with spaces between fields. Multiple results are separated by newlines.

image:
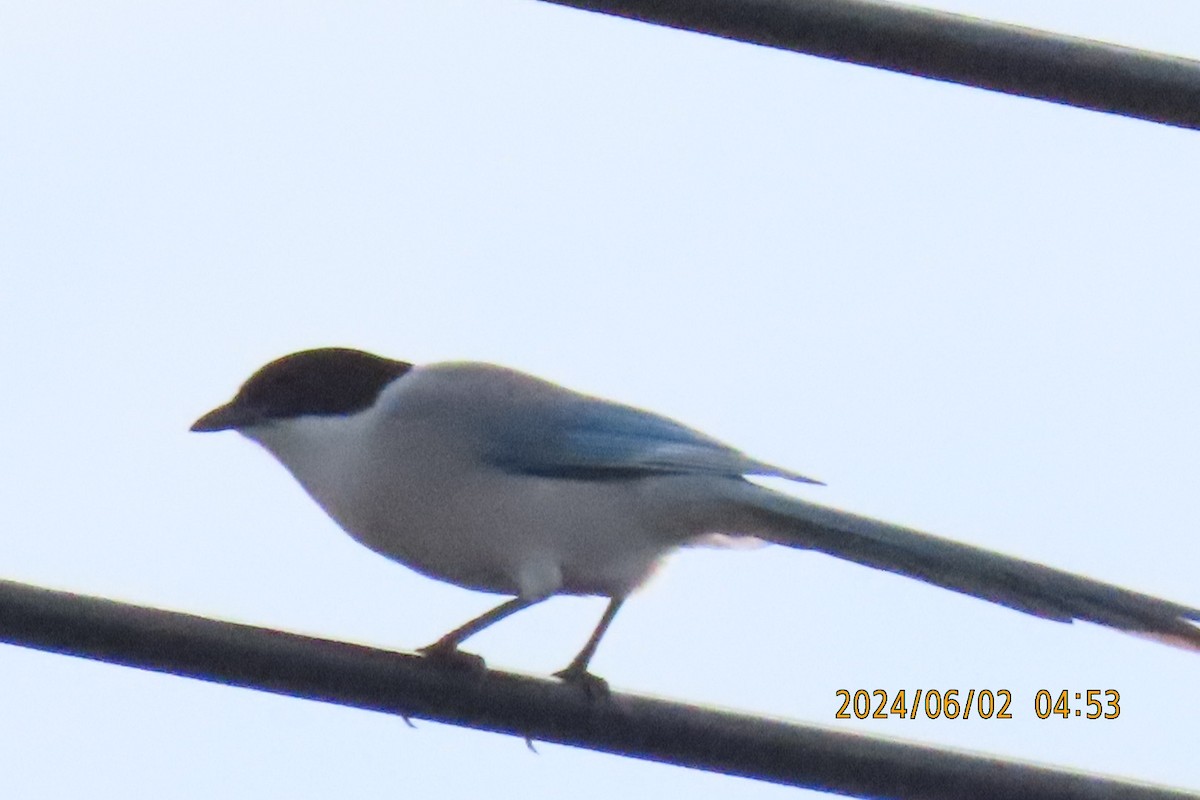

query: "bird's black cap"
xmin=191 ymin=347 xmax=413 ymax=432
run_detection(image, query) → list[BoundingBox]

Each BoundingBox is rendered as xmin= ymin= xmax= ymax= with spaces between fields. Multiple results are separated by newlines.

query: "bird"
xmin=192 ymin=347 xmax=1200 ymax=687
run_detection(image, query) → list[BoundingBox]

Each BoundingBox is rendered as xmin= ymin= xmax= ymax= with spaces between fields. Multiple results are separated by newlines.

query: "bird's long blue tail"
xmin=737 ymin=485 xmax=1200 ymax=651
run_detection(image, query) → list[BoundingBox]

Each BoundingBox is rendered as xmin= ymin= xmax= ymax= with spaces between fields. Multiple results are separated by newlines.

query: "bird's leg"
xmin=419 ymin=597 xmax=538 ymax=671
xmin=554 ymin=597 xmax=625 ymax=696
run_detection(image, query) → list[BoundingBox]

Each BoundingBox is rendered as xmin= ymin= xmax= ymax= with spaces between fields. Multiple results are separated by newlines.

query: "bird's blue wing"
xmin=484 ymin=395 xmax=820 ymax=484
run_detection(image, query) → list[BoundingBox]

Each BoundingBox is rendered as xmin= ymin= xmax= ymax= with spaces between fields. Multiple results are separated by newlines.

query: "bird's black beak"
xmin=190 ymin=402 xmax=259 ymax=432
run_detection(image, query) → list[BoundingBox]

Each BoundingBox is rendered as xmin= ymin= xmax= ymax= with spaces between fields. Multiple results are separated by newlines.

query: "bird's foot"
xmin=418 ymin=641 xmax=487 ymax=674
xmin=553 ymin=664 xmax=610 ymax=700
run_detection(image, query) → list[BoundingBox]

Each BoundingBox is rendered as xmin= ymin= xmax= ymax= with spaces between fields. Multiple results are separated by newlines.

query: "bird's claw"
xmin=553 ymin=665 xmax=610 ymax=700
xmin=418 ymin=642 xmax=487 ymax=674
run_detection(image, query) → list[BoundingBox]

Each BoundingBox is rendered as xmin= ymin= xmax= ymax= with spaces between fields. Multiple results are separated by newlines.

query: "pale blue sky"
xmin=2 ymin=1 xmax=1198 ymax=797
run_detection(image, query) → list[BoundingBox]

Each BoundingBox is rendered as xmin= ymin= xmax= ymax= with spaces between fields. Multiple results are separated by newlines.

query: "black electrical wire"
xmin=536 ymin=0 xmax=1200 ymax=130
xmin=1 ymin=578 xmax=1195 ymax=800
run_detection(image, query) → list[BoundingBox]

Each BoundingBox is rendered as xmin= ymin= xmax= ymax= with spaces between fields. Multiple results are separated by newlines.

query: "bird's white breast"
xmin=243 ymin=363 xmax=714 ymax=600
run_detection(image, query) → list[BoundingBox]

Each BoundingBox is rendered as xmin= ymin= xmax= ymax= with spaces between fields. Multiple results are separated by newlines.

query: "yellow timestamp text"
xmin=1033 ymin=689 xmax=1120 ymax=719
xmin=834 ymin=689 xmax=1121 ymax=720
